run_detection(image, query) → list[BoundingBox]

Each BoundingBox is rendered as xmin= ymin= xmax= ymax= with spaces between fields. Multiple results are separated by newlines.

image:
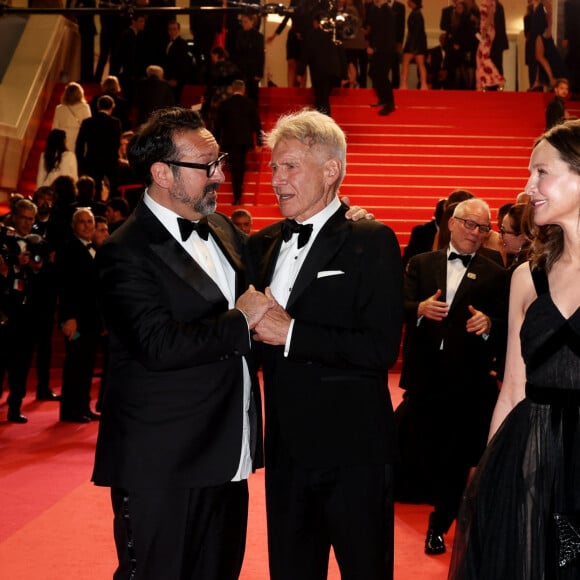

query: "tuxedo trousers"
xmin=111 ymin=480 xmax=248 ymax=580
xmin=266 ymin=447 xmax=394 ymax=580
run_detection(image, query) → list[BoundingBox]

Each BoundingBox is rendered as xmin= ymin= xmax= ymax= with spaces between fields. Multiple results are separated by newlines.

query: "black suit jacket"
xmin=214 ymin=93 xmax=263 ymax=148
xmin=392 ymin=0 xmax=406 ymax=45
xmin=164 ymin=36 xmax=194 ymax=87
xmin=400 ymin=249 xmax=507 ymax=396
xmin=55 ymin=236 xmax=100 ymax=334
xmin=133 ymin=75 xmax=176 ymax=126
xmin=92 ymin=202 xmax=263 ymax=489
xmin=247 ymin=204 xmax=403 ymax=469
xmin=76 ymin=112 xmax=122 ymax=173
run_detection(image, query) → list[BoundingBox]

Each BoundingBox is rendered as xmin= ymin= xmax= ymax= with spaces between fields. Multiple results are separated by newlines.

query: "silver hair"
xmin=266 ymin=108 xmax=347 ymax=189
xmin=453 ymin=198 xmax=491 ymax=220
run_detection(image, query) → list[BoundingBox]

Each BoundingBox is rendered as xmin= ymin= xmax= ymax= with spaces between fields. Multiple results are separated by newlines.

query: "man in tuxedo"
xmin=132 ymin=65 xmax=176 ymax=127
xmin=55 ymin=207 xmax=101 ymax=423
xmin=490 ymin=0 xmax=509 ymax=77
xmin=440 ymin=0 xmax=457 ymax=33
xmin=91 ymin=107 xmax=273 ymax=580
xmin=302 ymin=12 xmax=342 ymax=116
xmin=366 ymin=0 xmax=397 ymax=116
xmin=214 ymin=79 xmax=263 ymax=205
xmin=246 ymin=109 xmax=403 ymax=580
xmin=389 ymin=0 xmax=405 ymax=88
xmin=76 ymin=95 xmax=122 ymax=200
xmin=398 ymin=198 xmax=507 ymax=555
xmin=164 ymin=20 xmax=195 ymax=103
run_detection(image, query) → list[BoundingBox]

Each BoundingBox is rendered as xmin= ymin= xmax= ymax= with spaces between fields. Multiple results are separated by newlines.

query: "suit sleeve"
xmin=96 ymin=239 xmax=251 ymax=372
xmin=289 ymin=224 xmax=403 ymax=371
xmin=403 ymin=254 xmax=427 ymax=323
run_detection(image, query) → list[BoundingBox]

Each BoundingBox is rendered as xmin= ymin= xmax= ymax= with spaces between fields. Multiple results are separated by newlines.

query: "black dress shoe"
xmin=87 ymin=411 xmax=101 ymax=421
xmin=7 ymin=413 xmax=28 ymax=424
xmin=36 ymin=391 xmax=61 ymax=401
xmin=379 ymin=105 xmax=395 ymax=116
xmin=60 ymin=414 xmax=91 ymax=423
xmin=425 ymin=529 xmax=446 ymax=555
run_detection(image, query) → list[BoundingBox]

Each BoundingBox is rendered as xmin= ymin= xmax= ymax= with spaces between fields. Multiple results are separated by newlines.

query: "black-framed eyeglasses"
xmin=499 ymin=227 xmax=518 ymax=236
xmin=163 ymin=153 xmax=228 ymax=178
xmin=454 ymin=216 xmax=491 ymax=234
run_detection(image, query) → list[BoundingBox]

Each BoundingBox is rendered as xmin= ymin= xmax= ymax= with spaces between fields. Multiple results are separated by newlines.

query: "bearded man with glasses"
xmin=91 ymin=107 xmax=273 ymax=580
xmin=396 ymin=197 xmax=508 ymax=557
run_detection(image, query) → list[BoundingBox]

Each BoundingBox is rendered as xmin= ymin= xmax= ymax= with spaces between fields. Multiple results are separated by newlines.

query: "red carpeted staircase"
xmin=18 ymin=85 xmax=566 ymax=247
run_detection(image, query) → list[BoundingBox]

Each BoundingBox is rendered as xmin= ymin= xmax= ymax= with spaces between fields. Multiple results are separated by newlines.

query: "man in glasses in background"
xmin=396 ymin=197 xmax=508 ymax=556
xmin=91 ymin=107 xmax=273 ymax=580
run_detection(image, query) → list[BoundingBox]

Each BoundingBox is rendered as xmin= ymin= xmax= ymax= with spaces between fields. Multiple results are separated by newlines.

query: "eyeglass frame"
xmin=499 ymin=226 xmax=519 ymax=237
xmin=454 ymin=216 xmax=492 ymax=234
xmin=163 ymin=152 xmax=228 ymax=178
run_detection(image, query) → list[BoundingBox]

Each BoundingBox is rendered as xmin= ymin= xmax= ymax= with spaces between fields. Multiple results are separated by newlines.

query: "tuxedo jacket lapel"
xmin=450 ymin=253 xmax=483 ymax=313
xmin=135 ymin=202 xmax=227 ymax=305
xmin=207 ymin=218 xmax=246 ymax=298
xmin=287 ymin=208 xmax=348 ymax=310
xmin=432 ymin=250 xmax=448 ymax=302
xmin=256 ymin=224 xmax=284 ymax=289
xmin=208 ymin=218 xmax=244 ymax=274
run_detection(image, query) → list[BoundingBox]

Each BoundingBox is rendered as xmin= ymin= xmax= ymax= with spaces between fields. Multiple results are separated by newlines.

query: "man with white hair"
xmin=398 ymin=197 xmax=508 ymax=555
xmin=247 ymin=109 xmax=403 ymax=580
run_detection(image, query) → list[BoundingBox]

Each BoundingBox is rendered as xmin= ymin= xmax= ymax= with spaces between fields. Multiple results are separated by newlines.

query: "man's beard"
xmin=171 ymin=182 xmax=218 ymax=216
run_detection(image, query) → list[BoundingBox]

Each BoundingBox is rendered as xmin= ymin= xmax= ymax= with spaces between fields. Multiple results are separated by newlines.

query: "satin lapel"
xmin=136 ymin=202 xmax=227 ymax=305
xmin=433 ymin=250 xmax=448 ymax=302
xmin=287 ymin=208 xmax=348 ymax=311
xmin=259 ymin=224 xmax=284 ymax=289
xmin=208 ymin=220 xmax=244 ymax=273
xmin=450 ymin=253 xmax=481 ymax=313
xmin=207 ymin=219 xmax=246 ymax=296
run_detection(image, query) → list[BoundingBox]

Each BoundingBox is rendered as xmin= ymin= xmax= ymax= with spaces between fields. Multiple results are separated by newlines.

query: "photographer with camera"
xmin=0 ymin=199 xmax=46 ymax=422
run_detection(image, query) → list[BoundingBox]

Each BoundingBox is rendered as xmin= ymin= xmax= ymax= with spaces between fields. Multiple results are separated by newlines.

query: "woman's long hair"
xmin=44 ymin=129 xmax=67 ymax=174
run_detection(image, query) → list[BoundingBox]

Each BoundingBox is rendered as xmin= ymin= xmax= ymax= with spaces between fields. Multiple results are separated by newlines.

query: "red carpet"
xmin=0 ymin=371 xmax=452 ymax=579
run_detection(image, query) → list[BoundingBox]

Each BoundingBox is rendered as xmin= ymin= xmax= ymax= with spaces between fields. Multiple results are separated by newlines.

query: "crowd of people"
xmin=1 ymin=4 xmax=580 ymax=578
xmin=36 ymin=0 xmax=580 ymax=124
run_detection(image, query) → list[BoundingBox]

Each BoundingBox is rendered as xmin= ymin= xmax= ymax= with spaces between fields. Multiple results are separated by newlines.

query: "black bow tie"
xmin=281 ymin=219 xmax=313 ymax=249
xmin=177 ymin=217 xmax=210 ymax=241
xmin=448 ymin=251 xmax=472 ymax=267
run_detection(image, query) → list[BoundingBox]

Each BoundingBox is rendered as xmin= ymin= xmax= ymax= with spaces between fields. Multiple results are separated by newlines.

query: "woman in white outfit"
xmin=51 ymin=82 xmax=91 ymax=153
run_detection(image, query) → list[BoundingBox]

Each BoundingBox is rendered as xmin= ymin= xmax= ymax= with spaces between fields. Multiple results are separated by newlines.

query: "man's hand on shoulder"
xmin=341 ymin=196 xmax=376 ymax=221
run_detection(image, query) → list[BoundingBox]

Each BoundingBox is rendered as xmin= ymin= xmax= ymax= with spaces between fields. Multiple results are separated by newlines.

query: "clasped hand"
xmin=235 ymin=287 xmax=291 ymax=345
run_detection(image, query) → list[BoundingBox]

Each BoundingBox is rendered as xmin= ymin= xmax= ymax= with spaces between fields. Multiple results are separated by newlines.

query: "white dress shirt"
xmin=269 ymin=196 xmax=342 ymax=356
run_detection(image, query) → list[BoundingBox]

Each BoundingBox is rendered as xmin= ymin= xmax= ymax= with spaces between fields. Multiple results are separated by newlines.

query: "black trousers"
xmin=60 ymin=331 xmax=98 ymax=419
xmin=266 ymin=451 xmax=394 ymax=580
xmin=5 ymin=313 xmax=36 ymax=414
xmin=225 ymin=145 xmax=250 ymax=205
xmin=370 ymin=51 xmax=395 ymax=108
xmin=111 ymin=480 xmax=248 ymax=580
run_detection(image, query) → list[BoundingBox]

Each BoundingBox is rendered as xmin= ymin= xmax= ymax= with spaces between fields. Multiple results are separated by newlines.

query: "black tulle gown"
xmin=449 ymin=265 xmax=580 ymax=579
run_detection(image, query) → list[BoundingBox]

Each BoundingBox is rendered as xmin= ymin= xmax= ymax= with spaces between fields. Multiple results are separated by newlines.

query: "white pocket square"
xmin=317 ymin=270 xmax=345 ymax=279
